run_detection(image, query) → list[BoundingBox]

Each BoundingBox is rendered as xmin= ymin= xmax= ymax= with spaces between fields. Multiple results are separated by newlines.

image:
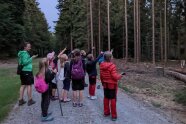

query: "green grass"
xmin=0 ymin=59 xmax=39 ymax=122
xmin=174 ymin=88 xmax=186 ymax=106
xmin=0 ymin=68 xmax=20 ymax=122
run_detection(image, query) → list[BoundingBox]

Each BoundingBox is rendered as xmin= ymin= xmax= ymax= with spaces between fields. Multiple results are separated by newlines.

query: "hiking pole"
xmin=55 ymin=75 xmax=63 ymax=116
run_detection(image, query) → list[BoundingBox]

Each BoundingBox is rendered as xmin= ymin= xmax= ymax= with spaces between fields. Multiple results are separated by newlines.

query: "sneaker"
xmin=47 ymin=112 xmax=52 ymax=116
xmin=18 ymin=99 xmax=26 ymax=106
xmin=63 ymin=98 xmax=71 ymax=102
xmin=41 ymin=116 xmax=54 ymax=122
xmin=51 ymin=96 xmax=58 ymax=101
xmin=111 ymin=117 xmax=117 ymax=121
xmin=90 ymin=96 xmax=97 ymax=100
xmin=78 ymin=103 xmax=83 ymax=107
xmin=73 ymin=102 xmax=77 ymax=107
xmin=27 ymin=99 xmax=36 ymax=106
xmin=87 ymin=95 xmax=90 ymax=98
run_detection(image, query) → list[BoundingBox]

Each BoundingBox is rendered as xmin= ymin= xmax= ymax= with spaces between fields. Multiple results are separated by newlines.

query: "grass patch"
xmin=0 ymin=59 xmax=39 ymax=122
xmin=119 ymin=82 xmax=133 ymax=93
xmin=0 ymin=68 xmax=20 ymax=122
xmin=174 ymin=89 xmax=186 ymax=106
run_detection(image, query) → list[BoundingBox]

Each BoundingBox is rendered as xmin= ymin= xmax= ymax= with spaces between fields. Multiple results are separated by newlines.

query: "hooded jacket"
xmin=100 ymin=62 xmax=121 ymax=85
xmin=18 ymin=51 xmax=32 ymax=72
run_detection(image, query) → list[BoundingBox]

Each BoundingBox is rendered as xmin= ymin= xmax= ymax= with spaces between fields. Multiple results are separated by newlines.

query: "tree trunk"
xmin=134 ymin=0 xmax=137 ymax=62
xmin=98 ymin=0 xmax=101 ymax=52
xmin=90 ymin=0 xmax=94 ymax=54
xmin=136 ymin=0 xmax=139 ymax=63
xmin=125 ymin=0 xmax=128 ymax=62
xmin=152 ymin=0 xmax=155 ymax=64
xmin=87 ymin=0 xmax=90 ymax=50
xmin=166 ymin=71 xmax=186 ymax=83
xmin=107 ymin=0 xmax=111 ymax=51
xmin=160 ymin=9 xmax=163 ymax=62
xmin=164 ymin=0 xmax=167 ymax=63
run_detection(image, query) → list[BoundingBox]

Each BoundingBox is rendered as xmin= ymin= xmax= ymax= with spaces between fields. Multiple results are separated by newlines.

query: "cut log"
xmin=155 ymin=67 xmax=164 ymax=76
xmin=166 ymin=70 xmax=186 ymax=83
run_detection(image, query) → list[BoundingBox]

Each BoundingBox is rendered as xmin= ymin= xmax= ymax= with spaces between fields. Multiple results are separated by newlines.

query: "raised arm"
xmin=57 ymin=48 xmax=67 ymax=58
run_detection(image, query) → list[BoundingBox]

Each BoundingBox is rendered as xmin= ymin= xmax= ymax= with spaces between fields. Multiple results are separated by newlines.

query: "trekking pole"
xmin=55 ymin=75 xmax=63 ymax=116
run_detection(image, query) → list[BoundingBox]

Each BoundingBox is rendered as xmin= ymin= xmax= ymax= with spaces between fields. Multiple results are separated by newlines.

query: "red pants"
xmin=89 ymin=76 xmax=96 ymax=96
xmin=103 ymin=83 xmax=117 ymax=118
xmin=104 ymin=98 xmax=117 ymax=118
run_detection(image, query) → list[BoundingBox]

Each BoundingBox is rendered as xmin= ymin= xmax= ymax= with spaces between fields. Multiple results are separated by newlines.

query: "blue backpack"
xmin=71 ymin=59 xmax=85 ymax=80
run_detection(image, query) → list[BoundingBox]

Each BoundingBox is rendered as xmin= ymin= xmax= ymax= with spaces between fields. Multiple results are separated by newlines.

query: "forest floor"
xmin=0 ymin=58 xmax=185 ymax=124
xmin=113 ymin=59 xmax=186 ymax=124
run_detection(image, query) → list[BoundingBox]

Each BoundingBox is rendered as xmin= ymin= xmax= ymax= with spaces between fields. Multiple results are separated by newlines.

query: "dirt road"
xmin=2 ymin=76 xmax=180 ymax=124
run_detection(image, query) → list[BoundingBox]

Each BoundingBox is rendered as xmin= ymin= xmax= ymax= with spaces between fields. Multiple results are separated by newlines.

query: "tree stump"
xmin=155 ymin=67 xmax=164 ymax=76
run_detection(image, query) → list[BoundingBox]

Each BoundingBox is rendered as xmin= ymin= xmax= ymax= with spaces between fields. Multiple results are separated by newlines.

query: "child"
xmin=47 ymin=52 xmax=58 ymax=100
xmin=100 ymin=51 xmax=122 ymax=121
xmin=86 ymin=53 xmax=103 ymax=100
xmin=58 ymin=54 xmax=71 ymax=102
xmin=70 ymin=49 xmax=85 ymax=107
xmin=36 ymin=58 xmax=56 ymax=122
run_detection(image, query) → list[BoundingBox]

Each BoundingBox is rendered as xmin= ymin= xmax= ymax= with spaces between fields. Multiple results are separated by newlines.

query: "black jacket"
xmin=86 ymin=54 xmax=103 ymax=76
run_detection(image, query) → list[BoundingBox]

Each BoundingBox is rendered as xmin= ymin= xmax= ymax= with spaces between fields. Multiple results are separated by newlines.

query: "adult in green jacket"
xmin=18 ymin=42 xmax=37 ymax=106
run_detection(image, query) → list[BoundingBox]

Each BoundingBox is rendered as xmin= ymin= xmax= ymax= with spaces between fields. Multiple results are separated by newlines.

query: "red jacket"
xmin=100 ymin=62 xmax=122 ymax=88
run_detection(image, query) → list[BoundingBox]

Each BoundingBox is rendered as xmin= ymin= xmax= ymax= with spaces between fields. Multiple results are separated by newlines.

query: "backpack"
xmin=17 ymin=64 xmax=23 ymax=75
xmin=34 ymin=75 xmax=48 ymax=93
xmin=71 ymin=59 xmax=85 ymax=80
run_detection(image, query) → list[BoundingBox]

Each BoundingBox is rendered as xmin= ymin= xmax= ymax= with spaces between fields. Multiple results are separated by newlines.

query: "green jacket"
xmin=18 ymin=51 xmax=33 ymax=72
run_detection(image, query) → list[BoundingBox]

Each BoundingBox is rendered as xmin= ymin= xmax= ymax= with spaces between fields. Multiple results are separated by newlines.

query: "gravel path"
xmin=2 ymin=76 xmax=180 ymax=124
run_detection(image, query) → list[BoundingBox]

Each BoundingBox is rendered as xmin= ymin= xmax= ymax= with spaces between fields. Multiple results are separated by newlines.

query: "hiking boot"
xmin=41 ymin=116 xmax=54 ymax=122
xmin=27 ymin=99 xmax=36 ymax=106
xmin=90 ymin=96 xmax=97 ymax=100
xmin=18 ymin=99 xmax=26 ymax=106
xmin=111 ymin=117 xmax=117 ymax=121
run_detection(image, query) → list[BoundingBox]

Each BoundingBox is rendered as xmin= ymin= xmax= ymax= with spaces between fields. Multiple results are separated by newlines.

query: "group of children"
xmin=36 ymin=48 xmax=123 ymax=122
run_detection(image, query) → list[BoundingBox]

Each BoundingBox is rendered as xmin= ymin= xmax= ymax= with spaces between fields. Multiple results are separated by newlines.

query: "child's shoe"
xmin=90 ymin=96 xmax=97 ymax=100
xmin=111 ymin=117 xmax=117 ymax=121
xmin=41 ymin=116 xmax=54 ymax=122
xmin=78 ymin=103 xmax=83 ymax=107
xmin=73 ymin=102 xmax=77 ymax=107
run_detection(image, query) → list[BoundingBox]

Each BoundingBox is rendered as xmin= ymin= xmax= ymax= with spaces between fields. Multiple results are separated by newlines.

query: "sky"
xmin=37 ymin=0 xmax=59 ymax=32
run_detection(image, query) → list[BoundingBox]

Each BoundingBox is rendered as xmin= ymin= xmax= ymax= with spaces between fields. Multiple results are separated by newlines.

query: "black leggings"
xmin=41 ymin=89 xmax=50 ymax=117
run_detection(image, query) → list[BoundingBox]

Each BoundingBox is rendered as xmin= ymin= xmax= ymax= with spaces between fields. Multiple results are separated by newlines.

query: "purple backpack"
xmin=71 ymin=59 xmax=85 ymax=80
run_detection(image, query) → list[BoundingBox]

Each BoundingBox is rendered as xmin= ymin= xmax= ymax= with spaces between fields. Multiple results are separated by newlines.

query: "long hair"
xmin=36 ymin=58 xmax=48 ymax=77
xmin=59 ymin=54 xmax=68 ymax=68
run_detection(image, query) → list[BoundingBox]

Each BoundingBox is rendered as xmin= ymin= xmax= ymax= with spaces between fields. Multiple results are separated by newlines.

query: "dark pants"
xmin=41 ymin=89 xmax=50 ymax=117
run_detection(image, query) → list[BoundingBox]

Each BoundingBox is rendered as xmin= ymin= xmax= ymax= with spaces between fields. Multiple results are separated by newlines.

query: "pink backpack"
xmin=34 ymin=75 xmax=48 ymax=93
